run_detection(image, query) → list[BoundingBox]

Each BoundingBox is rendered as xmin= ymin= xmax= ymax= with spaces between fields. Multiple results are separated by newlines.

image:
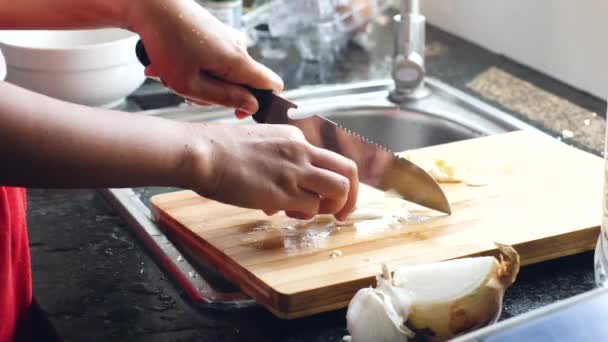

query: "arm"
xmin=0 ymin=81 xmax=200 ymax=188
xmin=0 ymin=0 xmax=357 ymax=219
xmin=0 ymin=0 xmax=129 ymax=30
xmin=0 ymin=82 xmax=358 ymax=219
xmin=0 ymin=0 xmax=283 ymax=114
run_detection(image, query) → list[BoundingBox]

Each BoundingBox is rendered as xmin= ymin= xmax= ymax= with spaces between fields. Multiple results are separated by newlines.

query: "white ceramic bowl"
xmin=0 ymin=48 xmax=6 ymax=81
xmin=0 ymin=29 xmax=145 ymax=108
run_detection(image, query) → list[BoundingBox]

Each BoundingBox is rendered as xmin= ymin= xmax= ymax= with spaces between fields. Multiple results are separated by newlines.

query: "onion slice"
xmin=346 ymin=243 xmax=520 ymax=342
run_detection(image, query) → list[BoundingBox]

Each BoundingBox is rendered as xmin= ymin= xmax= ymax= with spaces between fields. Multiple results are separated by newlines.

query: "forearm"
xmin=0 ymin=82 xmax=206 ymax=189
xmin=0 ymin=0 xmax=135 ymax=30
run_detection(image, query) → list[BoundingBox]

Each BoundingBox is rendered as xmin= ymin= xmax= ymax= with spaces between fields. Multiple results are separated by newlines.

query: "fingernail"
xmin=286 ymin=211 xmax=313 ymax=220
xmin=335 ymin=212 xmax=348 ymax=222
xmin=244 ymin=99 xmax=258 ymax=114
xmin=273 ymin=75 xmax=285 ymax=92
xmin=235 ymin=109 xmax=250 ymax=119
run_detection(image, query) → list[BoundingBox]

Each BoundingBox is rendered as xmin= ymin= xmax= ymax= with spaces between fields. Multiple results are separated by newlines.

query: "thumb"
xmin=214 ymin=56 xmax=284 ymax=93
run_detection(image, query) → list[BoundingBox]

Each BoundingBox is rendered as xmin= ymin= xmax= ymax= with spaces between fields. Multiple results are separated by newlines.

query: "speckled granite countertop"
xmin=28 ymin=11 xmax=607 ymax=342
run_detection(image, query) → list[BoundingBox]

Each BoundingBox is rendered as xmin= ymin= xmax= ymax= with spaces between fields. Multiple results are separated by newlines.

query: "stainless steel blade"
xmin=251 ymin=91 xmax=451 ymax=214
xmin=289 ymin=115 xmax=451 ymax=214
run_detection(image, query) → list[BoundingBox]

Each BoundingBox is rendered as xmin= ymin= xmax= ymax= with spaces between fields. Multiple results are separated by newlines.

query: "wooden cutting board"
xmin=150 ymin=131 xmax=603 ymax=319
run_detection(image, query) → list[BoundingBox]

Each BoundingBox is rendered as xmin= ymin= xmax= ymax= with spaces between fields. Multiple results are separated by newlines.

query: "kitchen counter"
xmin=28 ymin=12 xmax=606 ymax=342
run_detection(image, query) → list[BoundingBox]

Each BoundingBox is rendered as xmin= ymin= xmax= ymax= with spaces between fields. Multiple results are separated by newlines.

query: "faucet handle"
xmin=393 ymin=52 xmax=425 ymax=90
xmin=389 ymin=7 xmax=431 ymax=102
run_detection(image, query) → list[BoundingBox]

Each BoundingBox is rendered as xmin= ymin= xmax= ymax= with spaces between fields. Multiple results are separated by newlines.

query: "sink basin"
xmin=144 ymin=78 xmax=541 ymax=150
xmin=323 ymin=108 xmax=481 ymax=151
xmin=103 ymin=77 xmax=546 ymax=309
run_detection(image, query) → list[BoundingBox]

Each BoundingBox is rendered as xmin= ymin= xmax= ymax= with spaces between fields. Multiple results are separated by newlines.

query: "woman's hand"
xmin=127 ymin=0 xmax=283 ymax=116
xmin=186 ymin=123 xmax=359 ymax=221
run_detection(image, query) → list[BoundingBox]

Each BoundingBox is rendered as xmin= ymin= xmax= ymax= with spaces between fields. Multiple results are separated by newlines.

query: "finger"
xmin=187 ymin=72 xmax=259 ymax=113
xmin=235 ymin=109 xmax=251 ymax=119
xmin=144 ymin=66 xmax=164 ymax=84
xmin=213 ymin=55 xmax=284 ymax=93
xmin=319 ymin=198 xmax=342 ymax=216
xmin=279 ymin=187 xmax=320 ymax=217
xmin=310 ymin=148 xmax=359 ymax=221
xmin=144 ymin=65 xmax=159 ymax=78
xmin=300 ymin=167 xmax=350 ymax=215
xmin=285 ymin=211 xmax=315 ymax=220
xmin=184 ymin=97 xmax=213 ymax=107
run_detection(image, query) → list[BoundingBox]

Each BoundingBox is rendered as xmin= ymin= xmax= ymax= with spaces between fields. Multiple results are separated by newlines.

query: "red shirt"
xmin=0 ymin=187 xmax=33 ymax=341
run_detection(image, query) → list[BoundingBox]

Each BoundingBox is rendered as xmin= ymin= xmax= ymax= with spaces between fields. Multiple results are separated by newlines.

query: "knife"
xmin=134 ymin=40 xmax=451 ymax=214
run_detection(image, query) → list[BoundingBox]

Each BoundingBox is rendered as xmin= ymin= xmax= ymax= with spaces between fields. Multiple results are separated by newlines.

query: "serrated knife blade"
xmin=249 ymin=89 xmax=451 ymax=214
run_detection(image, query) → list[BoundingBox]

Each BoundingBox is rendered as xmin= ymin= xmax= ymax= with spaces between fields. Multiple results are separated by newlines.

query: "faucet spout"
xmin=402 ymin=0 xmax=419 ymax=15
xmin=389 ymin=0 xmax=430 ymax=103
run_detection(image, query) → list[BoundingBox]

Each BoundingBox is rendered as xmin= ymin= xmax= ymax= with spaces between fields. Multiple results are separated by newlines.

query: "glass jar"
xmin=199 ymin=0 xmax=243 ymax=30
xmin=595 ymin=106 xmax=608 ymax=287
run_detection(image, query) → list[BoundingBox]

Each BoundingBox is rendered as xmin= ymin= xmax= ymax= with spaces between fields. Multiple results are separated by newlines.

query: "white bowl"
xmin=0 ymin=29 xmax=145 ymax=108
xmin=0 ymin=49 xmax=6 ymax=81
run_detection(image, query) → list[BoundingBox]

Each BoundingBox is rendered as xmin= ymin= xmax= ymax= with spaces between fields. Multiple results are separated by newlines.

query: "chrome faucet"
xmin=389 ymin=0 xmax=430 ymax=103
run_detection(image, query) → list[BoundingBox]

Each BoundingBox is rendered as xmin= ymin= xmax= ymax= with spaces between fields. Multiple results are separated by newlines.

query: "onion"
xmin=345 ymin=243 xmax=520 ymax=342
xmin=346 ymin=265 xmax=414 ymax=342
xmin=427 ymin=159 xmax=465 ymax=183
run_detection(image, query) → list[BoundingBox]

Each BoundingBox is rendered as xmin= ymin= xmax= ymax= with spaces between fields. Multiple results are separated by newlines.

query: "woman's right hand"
xmin=127 ymin=0 xmax=283 ymax=116
xmin=184 ymin=123 xmax=359 ymax=221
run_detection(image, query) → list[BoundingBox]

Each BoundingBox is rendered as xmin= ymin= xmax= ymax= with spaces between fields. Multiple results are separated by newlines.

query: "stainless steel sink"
xmin=325 ymin=108 xmax=482 ymax=151
xmin=142 ymin=77 xmax=542 ymax=146
xmin=102 ymin=77 xmax=547 ymax=310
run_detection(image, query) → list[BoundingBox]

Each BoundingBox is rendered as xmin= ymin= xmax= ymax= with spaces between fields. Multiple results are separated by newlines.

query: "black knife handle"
xmin=247 ymin=88 xmax=274 ymax=123
xmin=135 ymin=39 xmax=272 ymax=123
xmin=135 ymin=39 xmax=151 ymax=67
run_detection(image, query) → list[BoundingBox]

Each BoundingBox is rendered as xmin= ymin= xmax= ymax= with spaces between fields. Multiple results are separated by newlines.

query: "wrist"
xmin=173 ymin=122 xmax=217 ymax=192
xmin=124 ymin=0 xmax=189 ymax=33
xmin=121 ymin=0 xmax=148 ymax=32
xmin=86 ymin=0 xmax=134 ymax=29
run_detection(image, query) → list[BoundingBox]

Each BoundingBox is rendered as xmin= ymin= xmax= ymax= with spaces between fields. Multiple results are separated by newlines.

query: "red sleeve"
xmin=0 ymin=187 xmax=33 ymax=341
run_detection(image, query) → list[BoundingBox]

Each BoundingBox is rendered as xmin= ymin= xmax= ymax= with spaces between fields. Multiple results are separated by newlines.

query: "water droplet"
xmin=561 ymin=129 xmax=575 ymax=139
xmin=188 ymin=271 xmax=198 ymax=278
xmin=177 ymin=255 xmax=184 ymax=262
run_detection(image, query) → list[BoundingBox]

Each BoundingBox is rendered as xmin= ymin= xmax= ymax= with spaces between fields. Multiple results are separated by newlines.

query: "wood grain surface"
xmin=151 ymin=131 xmax=603 ymax=319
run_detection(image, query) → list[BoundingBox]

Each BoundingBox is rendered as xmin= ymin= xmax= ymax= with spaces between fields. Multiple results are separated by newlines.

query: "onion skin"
xmin=406 ymin=270 xmax=501 ymax=341
xmin=405 ymin=243 xmax=520 ymax=341
xmin=345 ymin=244 xmax=520 ymax=342
xmin=346 ymin=288 xmax=410 ymax=342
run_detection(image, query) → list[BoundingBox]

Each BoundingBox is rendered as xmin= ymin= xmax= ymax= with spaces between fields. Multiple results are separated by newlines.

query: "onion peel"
xmin=345 ymin=243 xmax=521 ymax=342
